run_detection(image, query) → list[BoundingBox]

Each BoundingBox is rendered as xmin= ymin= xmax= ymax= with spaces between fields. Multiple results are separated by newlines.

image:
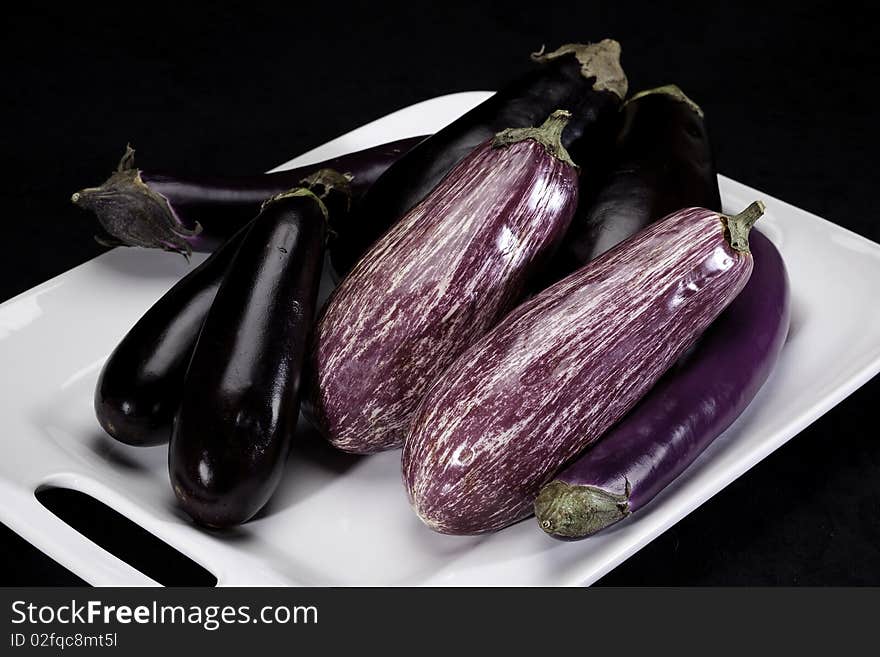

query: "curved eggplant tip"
xmin=71 ymin=147 xmax=200 ymax=258
xmin=531 ymin=39 xmax=628 ymax=100
xmin=94 ymin=399 xmax=172 ymax=447
xmin=534 ymin=481 xmax=629 ymax=539
xmin=169 ymin=459 xmax=268 ymax=529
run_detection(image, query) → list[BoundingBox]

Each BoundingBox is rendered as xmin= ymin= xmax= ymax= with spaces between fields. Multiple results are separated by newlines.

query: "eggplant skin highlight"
xmin=94 ymin=221 xmax=248 ymax=447
xmin=548 ymin=83 xmax=721 ymax=283
xmin=169 ymin=178 xmax=349 ymax=528
xmin=535 ymin=228 xmax=789 ymax=539
xmin=403 ymin=202 xmax=764 ymax=535
xmin=331 ymin=39 xmax=627 ymax=275
xmin=94 ymin=169 xmax=351 ymax=449
xmin=309 ymin=111 xmax=580 ymax=454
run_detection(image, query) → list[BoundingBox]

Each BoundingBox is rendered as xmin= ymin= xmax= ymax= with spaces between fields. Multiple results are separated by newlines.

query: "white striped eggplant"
xmin=402 ymin=202 xmax=765 ymax=535
xmin=309 ymin=111 xmax=580 ymax=454
xmin=535 ymin=229 xmax=790 ymax=538
xmin=331 ymin=40 xmax=627 ymax=274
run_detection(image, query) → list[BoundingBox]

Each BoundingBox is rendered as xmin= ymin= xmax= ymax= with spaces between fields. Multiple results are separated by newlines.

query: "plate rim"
xmin=2 ymin=91 xmax=879 ymax=587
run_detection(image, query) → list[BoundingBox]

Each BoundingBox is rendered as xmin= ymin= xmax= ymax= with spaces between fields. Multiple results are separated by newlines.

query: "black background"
xmin=1 ymin=2 xmax=878 ymax=585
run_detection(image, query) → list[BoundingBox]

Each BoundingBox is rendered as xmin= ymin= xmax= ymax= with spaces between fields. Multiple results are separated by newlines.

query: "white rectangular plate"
xmin=2 ymin=92 xmax=879 ymax=586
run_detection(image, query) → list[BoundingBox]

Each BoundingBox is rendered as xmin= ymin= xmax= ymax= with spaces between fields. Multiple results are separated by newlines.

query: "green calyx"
xmin=71 ymin=145 xmax=201 ymax=259
xmin=722 ymin=200 xmax=766 ymax=253
xmin=299 ymin=168 xmax=352 ymax=201
xmin=624 ymin=84 xmax=704 ymax=118
xmin=263 ymin=167 xmax=353 ymax=222
xmin=534 ymin=480 xmax=630 ymax=538
xmin=492 ymin=109 xmax=577 ymax=168
xmin=262 ymin=187 xmax=329 ymax=221
xmin=531 ymin=39 xmax=628 ymax=99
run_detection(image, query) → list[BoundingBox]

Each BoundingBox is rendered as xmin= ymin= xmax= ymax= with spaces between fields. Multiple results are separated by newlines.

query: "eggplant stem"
xmin=531 ymin=39 xmax=628 ymax=99
xmin=624 ymin=84 xmax=704 ymax=118
xmin=534 ymin=480 xmax=630 ymax=538
xmin=263 ymin=167 xmax=352 ymax=219
xmin=492 ymin=109 xmax=577 ymax=168
xmin=723 ymin=201 xmax=765 ymax=253
xmin=71 ymin=145 xmax=200 ymax=258
xmin=118 ymin=143 xmax=136 ymax=172
xmin=298 ymin=168 xmax=353 ymax=212
xmin=262 ymin=187 xmax=329 ymax=221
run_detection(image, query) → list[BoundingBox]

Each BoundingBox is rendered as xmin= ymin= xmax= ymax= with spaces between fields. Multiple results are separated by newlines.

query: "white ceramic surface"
xmin=2 ymin=92 xmax=879 ymax=586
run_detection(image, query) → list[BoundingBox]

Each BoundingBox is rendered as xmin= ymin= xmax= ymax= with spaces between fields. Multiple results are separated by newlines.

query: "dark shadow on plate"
xmin=290 ymin=419 xmax=365 ymax=475
xmin=256 ymin=416 xmax=365 ymax=520
xmin=86 ymin=432 xmax=154 ymax=473
xmin=161 ymin=493 xmax=254 ymax=542
xmin=785 ymin=294 xmax=805 ymax=345
xmin=396 ymin=511 xmax=558 ymax=582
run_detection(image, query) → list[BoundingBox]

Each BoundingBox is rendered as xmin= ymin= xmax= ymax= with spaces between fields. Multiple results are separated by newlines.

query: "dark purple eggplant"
xmin=402 ymin=203 xmax=764 ymax=535
xmin=535 ymin=229 xmax=790 ymax=538
xmin=331 ymin=40 xmax=627 ymax=275
xmin=310 ymin=111 xmax=580 ymax=454
xmin=169 ymin=178 xmax=348 ymax=528
xmin=548 ymin=84 xmax=721 ymax=283
xmin=71 ymin=136 xmax=425 ymax=257
xmin=94 ymin=224 xmax=247 ymax=447
xmin=96 ymin=169 xmax=348 ymax=449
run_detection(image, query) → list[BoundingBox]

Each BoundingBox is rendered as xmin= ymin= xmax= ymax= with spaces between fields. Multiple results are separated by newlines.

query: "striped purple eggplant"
xmin=309 ymin=110 xmax=580 ymax=454
xmin=333 ymin=40 xmax=626 ymax=275
xmin=534 ymin=229 xmax=790 ymax=538
xmin=402 ymin=202 xmax=765 ymax=535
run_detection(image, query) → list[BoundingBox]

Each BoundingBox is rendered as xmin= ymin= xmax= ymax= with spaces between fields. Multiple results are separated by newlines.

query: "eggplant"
xmin=310 ymin=111 xmax=580 ymax=454
xmin=548 ymin=84 xmax=721 ymax=283
xmin=169 ymin=176 xmax=348 ymax=528
xmin=535 ymin=229 xmax=790 ymax=538
xmin=95 ymin=169 xmax=349 ymax=449
xmin=331 ymin=40 xmax=627 ymax=275
xmin=402 ymin=202 xmax=765 ymax=535
xmin=94 ymin=223 xmax=247 ymax=447
xmin=71 ymin=136 xmax=426 ymax=257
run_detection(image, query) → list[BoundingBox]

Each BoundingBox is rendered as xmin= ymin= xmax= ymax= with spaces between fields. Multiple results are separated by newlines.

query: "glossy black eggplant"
xmin=95 ymin=169 xmax=348 ymax=448
xmin=71 ymin=135 xmax=425 ymax=257
xmin=94 ymin=225 xmax=248 ymax=447
xmin=169 ymin=178 xmax=347 ymax=528
xmin=331 ymin=40 xmax=627 ymax=275
xmin=547 ymin=84 xmax=721 ymax=283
